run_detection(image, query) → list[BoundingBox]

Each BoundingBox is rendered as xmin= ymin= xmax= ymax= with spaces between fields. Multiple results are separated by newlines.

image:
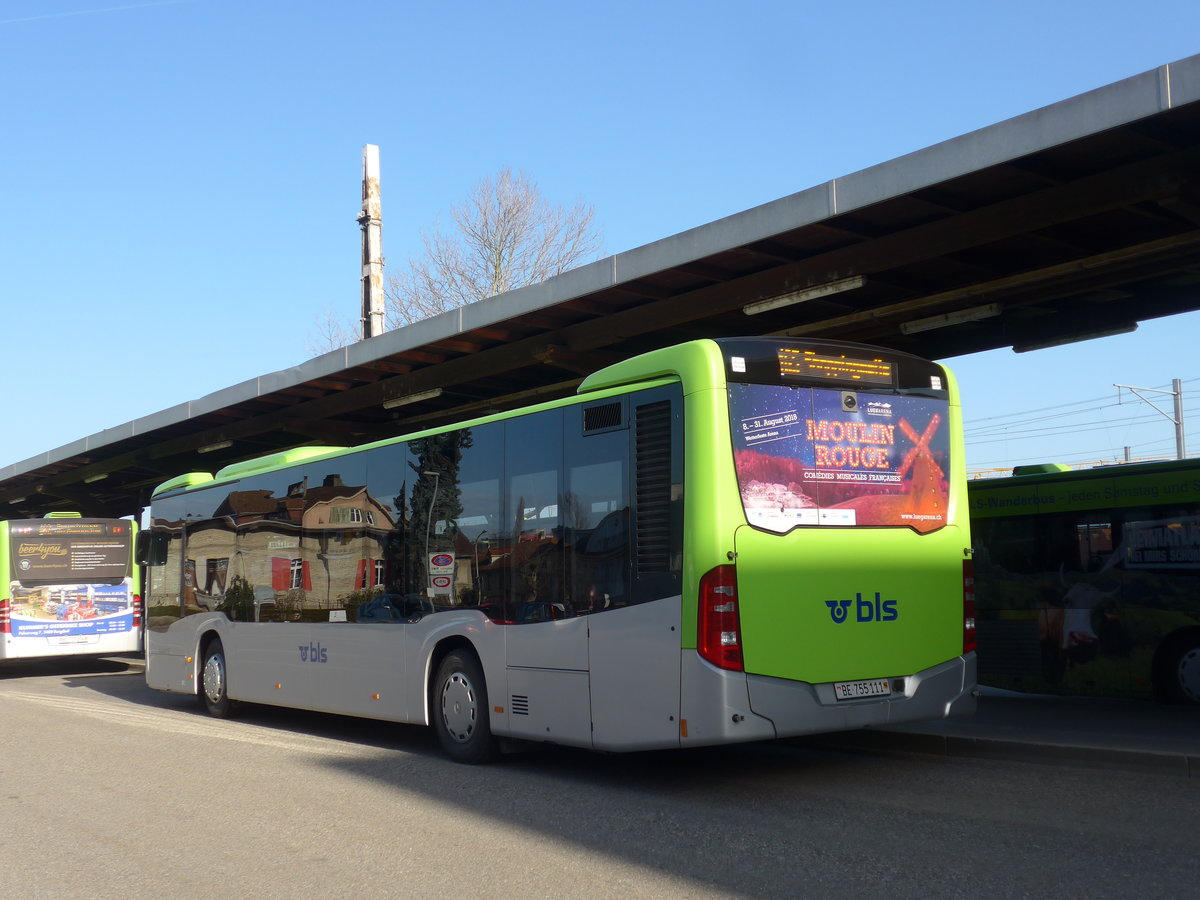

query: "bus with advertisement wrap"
xmin=0 ymin=512 xmax=142 ymax=661
xmin=970 ymin=458 xmax=1200 ymax=705
xmin=140 ymin=337 xmax=976 ymax=762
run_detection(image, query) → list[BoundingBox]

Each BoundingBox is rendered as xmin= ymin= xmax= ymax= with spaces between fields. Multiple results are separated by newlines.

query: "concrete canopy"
xmin=4 ymin=55 xmax=1200 ymax=519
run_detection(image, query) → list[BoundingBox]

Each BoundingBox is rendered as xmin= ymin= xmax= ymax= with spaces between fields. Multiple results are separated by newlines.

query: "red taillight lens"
xmin=963 ymin=559 xmax=977 ymax=655
xmin=0 ymin=598 xmax=10 ymax=635
xmin=133 ymin=594 xmax=143 ymax=629
xmin=697 ymin=565 xmax=743 ymax=671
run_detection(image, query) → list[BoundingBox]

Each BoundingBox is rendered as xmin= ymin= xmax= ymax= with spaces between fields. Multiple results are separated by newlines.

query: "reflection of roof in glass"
xmin=209 ymin=482 xmax=395 ymax=530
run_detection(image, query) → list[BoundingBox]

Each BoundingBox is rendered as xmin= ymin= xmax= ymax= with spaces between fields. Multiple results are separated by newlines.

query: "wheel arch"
xmin=424 ymin=634 xmax=482 ymax=721
xmin=195 ymin=626 xmax=229 ymax=696
xmin=1151 ymin=625 xmax=1200 ymax=704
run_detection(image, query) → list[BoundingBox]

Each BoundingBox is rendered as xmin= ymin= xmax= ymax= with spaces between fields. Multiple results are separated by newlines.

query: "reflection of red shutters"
xmin=355 ymin=559 xmax=367 ymax=589
xmin=271 ymin=557 xmax=289 ymax=590
xmin=368 ymin=559 xmax=378 ymax=587
xmin=302 ymin=561 xmax=312 ymax=591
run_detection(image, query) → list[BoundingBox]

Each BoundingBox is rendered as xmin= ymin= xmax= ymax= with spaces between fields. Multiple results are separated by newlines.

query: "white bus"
xmin=1 ymin=513 xmax=142 ymax=661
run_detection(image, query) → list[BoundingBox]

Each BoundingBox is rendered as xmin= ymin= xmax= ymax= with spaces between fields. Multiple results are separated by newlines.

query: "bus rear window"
xmin=728 ymin=383 xmax=951 ymax=534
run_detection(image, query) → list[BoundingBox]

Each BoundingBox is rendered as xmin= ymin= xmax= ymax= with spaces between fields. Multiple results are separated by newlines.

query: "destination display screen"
xmin=776 ymin=347 xmax=894 ymax=385
xmin=716 ymin=338 xmax=943 ymax=392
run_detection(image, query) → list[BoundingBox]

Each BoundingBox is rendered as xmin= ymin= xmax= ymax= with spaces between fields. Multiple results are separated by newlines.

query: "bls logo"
xmin=825 ymin=599 xmax=852 ymax=623
xmin=824 ymin=593 xmax=898 ymax=624
xmin=299 ymin=642 xmax=329 ymax=663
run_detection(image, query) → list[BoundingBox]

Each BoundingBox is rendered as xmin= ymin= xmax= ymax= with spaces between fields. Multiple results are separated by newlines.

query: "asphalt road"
xmin=1 ymin=659 xmax=1197 ymax=899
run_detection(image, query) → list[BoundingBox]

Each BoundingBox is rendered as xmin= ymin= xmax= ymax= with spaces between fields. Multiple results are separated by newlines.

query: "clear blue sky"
xmin=2 ymin=0 xmax=1198 ymax=475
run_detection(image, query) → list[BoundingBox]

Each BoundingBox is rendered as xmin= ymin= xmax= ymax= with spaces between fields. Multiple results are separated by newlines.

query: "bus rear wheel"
xmin=200 ymin=637 xmax=236 ymax=718
xmin=432 ymin=650 xmax=497 ymax=764
xmin=1155 ymin=633 xmax=1200 ymax=705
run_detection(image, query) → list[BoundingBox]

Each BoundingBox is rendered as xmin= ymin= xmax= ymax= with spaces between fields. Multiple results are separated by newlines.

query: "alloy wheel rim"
xmin=1179 ymin=647 xmax=1200 ymax=703
xmin=440 ymin=672 xmax=477 ymax=743
xmin=203 ymin=653 xmax=225 ymax=704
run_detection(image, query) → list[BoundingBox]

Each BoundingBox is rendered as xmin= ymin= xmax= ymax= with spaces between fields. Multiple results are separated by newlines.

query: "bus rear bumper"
xmin=678 ymin=652 xmax=976 ymax=748
xmin=745 ymin=654 xmax=977 ymax=739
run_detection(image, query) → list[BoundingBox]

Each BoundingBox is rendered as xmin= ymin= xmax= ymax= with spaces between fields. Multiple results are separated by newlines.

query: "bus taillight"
xmin=963 ymin=559 xmax=977 ymax=655
xmin=0 ymin=598 xmax=9 ymax=634
xmin=133 ymin=594 xmax=143 ymax=629
xmin=698 ymin=565 xmax=744 ymax=671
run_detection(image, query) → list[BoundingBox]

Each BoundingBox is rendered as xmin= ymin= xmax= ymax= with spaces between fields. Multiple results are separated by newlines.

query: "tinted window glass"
xmin=565 ymin=406 xmax=630 ymax=613
xmin=503 ymin=409 xmax=564 ymax=623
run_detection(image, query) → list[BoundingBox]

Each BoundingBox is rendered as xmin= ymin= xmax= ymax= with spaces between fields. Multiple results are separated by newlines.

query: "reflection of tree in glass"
xmin=385 ymin=480 xmax=412 ymax=595
xmin=407 ymin=430 xmax=473 ymax=585
xmin=218 ymin=575 xmax=255 ymax=622
xmin=562 ymin=491 xmax=589 ymax=530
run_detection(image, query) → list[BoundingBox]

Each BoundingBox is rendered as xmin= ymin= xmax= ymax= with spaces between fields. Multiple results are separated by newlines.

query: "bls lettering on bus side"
xmin=824 ymin=592 xmax=898 ymax=624
xmin=299 ymin=643 xmax=328 ymax=663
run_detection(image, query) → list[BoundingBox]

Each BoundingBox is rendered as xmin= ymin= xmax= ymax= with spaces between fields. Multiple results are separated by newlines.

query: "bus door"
xmin=585 ymin=391 xmax=683 ymax=751
xmin=500 ymin=410 xmax=592 ymax=746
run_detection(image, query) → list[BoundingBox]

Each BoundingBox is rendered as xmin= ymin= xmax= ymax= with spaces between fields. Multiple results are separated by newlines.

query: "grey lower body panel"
xmin=745 ymin=654 xmax=977 ymax=738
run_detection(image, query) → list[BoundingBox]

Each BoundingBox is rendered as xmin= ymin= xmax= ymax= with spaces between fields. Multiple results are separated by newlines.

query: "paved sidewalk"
xmin=805 ymin=688 xmax=1200 ymax=777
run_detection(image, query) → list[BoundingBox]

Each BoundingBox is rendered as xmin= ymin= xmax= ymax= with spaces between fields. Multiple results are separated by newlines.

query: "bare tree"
xmin=306 ymin=168 xmax=602 ymax=354
xmin=386 ymin=168 xmax=603 ymax=326
xmin=306 ymin=304 xmax=359 ymax=357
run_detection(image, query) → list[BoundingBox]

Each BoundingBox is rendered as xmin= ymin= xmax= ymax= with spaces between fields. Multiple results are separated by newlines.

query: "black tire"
xmin=199 ymin=636 xmax=236 ymax=718
xmin=1154 ymin=633 xmax=1200 ymax=705
xmin=432 ymin=650 xmax=497 ymax=764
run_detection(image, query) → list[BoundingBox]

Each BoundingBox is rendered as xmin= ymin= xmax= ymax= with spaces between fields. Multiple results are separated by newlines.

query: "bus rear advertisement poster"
xmin=1 ymin=515 xmax=141 ymax=660
xmin=729 ymin=384 xmax=950 ymax=533
xmin=9 ymin=583 xmax=136 ymax=639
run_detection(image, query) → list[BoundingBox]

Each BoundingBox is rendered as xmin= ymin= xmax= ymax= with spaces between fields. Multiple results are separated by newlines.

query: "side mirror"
xmin=135 ymin=531 xmax=169 ymax=567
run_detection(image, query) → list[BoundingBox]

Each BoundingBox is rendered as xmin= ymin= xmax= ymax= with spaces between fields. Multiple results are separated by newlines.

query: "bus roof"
xmin=974 ymin=457 xmax=1199 ymax=487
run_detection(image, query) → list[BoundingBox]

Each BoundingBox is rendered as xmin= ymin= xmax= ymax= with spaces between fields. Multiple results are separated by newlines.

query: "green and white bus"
xmin=141 ymin=337 xmax=976 ymax=761
xmin=970 ymin=458 xmax=1200 ymax=704
xmin=1 ymin=513 xmax=141 ymax=661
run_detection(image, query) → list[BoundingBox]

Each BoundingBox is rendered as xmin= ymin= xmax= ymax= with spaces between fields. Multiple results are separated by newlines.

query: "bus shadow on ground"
xmin=66 ymin=665 xmax=448 ymax=757
xmin=68 ymin=663 xmax=898 ymax=772
xmin=1 ymin=655 xmax=140 ymax=680
xmin=314 ymin=736 xmax=928 ymax=898
xmin=74 ymin=668 xmax=1166 ymax=897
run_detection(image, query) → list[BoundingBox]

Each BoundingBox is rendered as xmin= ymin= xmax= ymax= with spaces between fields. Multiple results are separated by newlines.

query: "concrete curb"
xmin=799 ymin=729 xmax=1200 ymax=778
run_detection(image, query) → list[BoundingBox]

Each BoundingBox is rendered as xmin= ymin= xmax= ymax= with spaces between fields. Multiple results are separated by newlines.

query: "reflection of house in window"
xmin=290 ymin=557 xmax=305 ymax=589
xmin=188 ymin=473 xmax=397 ymax=614
xmin=330 ymin=507 xmax=364 ymax=525
xmin=204 ymin=558 xmax=228 ymax=594
xmin=272 ymin=556 xmax=312 ymax=590
xmin=353 ymin=558 xmax=387 ymax=589
xmin=304 ymin=476 xmax=394 ymax=534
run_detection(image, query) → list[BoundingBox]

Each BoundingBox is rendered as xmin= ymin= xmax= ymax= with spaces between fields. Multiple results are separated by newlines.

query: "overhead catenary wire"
xmin=962 ymin=377 xmax=1199 ymax=474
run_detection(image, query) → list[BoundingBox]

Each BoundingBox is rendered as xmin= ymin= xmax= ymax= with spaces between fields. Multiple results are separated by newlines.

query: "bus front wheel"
xmin=432 ymin=650 xmax=497 ymax=764
xmin=1155 ymin=632 xmax=1200 ymax=705
xmin=200 ymin=637 xmax=236 ymax=718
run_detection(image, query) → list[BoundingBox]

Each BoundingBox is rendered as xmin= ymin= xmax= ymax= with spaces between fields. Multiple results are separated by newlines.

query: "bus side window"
xmin=146 ymin=531 xmax=186 ymax=632
xmin=504 ymin=409 xmax=565 ymax=623
xmin=1076 ymin=517 xmax=1113 ymax=572
xmin=566 ymin=404 xmax=631 ymax=614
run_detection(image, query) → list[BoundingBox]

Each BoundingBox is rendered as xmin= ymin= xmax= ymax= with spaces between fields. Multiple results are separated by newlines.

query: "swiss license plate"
xmin=833 ymin=678 xmax=892 ymax=701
